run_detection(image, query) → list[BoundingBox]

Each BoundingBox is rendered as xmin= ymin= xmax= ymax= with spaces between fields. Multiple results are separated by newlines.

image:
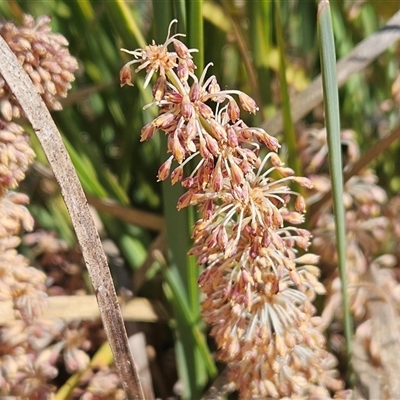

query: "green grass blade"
xmin=274 ymin=0 xmax=302 ymax=179
xmin=317 ymin=0 xmax=353 ymax=365
xmin=162 ymin=261 xmax=217 ymax=400
xmin=153 ymin=0 xmax=173 ymax=38
xmin=248 ymin=1 xmax=271 ymax=69
xmin=102 ymin=0 xmax=147 ymax=49
xmin=162 ymin=265 xmax=217 ymax=375
xmin=185 ymin=0 xmax=203 ymax=319
xmin=172 ymin=0 xmax=187 ymax=33
xmin=186 ymin=0 xmax=203 ymax=73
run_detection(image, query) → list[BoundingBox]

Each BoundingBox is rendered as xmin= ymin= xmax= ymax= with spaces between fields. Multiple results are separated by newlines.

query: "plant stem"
xmin=318 ymin=0 xmax=353 ymax=373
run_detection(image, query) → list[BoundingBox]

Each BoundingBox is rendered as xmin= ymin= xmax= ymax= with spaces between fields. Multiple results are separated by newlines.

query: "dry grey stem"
xmin=263 ymin=9 xmax=400 ymax=136
xmin=0 ymin=35 xmax=144 ymax=400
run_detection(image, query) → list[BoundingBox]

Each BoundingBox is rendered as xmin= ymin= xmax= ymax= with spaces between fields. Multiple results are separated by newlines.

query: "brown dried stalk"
xmin=263 ymin=9 xmax=400 ymax=136
xmin=0 ymin=36 xmax=144 ymax=400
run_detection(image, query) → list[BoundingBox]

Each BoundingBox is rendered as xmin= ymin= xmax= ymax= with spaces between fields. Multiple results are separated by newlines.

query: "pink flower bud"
xmin=271 ymin=208 xmax=284 ymax=228
xmin=293 ymin=176 xmax=313 ymax=189
xmin=202 ymin=199 xmax=214 ymax=220
xmin=296 ymin=253 xmax=320 ymax=265
xmin=277 ymin=166 xmax=295 ymax=177
xmin=177 ymin=190 xmax=193 ymax=210
xmin=294 ymin=195 xmax=306 ymax=213
xmin=282 ymin=210 xmax=304 ymax=225
xmin=250 ymin=239 xmax=259 ymax=259
xmin=173 ymin=39 xmax=191 ymax=58
xmin=227 ymin=98 xmax=240 ymax=121
xmin=229 ymin=160 xmax=244 ymax=186
xmin=186 ymin=116 xmax=197 ymax=141
xmin=157 ymin=157 xmax=173 ymax=181
xmin=177 ymin=60 xmax=189 ymax=81
xmin=295 ymin=236 xmax=310 ymax=249
xmin=238 ymin=92 xmax=258 ymax=114
xmin=165 ymin=92 xmax=183 ymax=104
xmin=185 ymin=58 xmax=196 ymax=73
xmin=181 ymin=176 xmax=195 ymax=189
xmin=206 ymin=228 xmax=218 ymax=248
xmin=152 ymin=75 xmax=167 ymax=101
xmin=189 ymin=82 xmax=201 ymax=102
xmin=140 ymin=122 xmax=156 ymax=141
xmin=209 ymin=119 xmax=227 ymax=141
xmin=172 ymin=133 xmax=186 ymax=163
xmin=119 ymin=64 xmax=134 ymax=87
xmin=211 ymin=160 xmax=223 ymax=191
xmin=181 ymin=94 xmax=192 ymax=119
xmin=205 ymin=134 xmax=219 ymax=156
xmin=199 ymin=134 xmax=211 ymax=159
xmin=255 ymin=131 xmax=280 ymax=151
xmin=171 ymin=166 xmax=184 ymax=184
xmin=208 ymin=77 xmax=221 ymax=95
xmin=270 ymin=152 xmax=283 ymax=167
xmin=153 ymin=113 xmax=175 ymax=129
xmin=198 ymin=102 xmax=214 ymax=119
xmin=261 ymin=231 xmax=271 ymax=248
xmin=227 ymin=127 xmax=238 ymax=147
xmin=217 ymin=226 xmax=228 ymax=248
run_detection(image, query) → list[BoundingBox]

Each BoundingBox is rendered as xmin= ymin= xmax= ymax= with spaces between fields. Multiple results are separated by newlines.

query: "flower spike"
xmin=120 ymin=20 xmax=343 ymax=399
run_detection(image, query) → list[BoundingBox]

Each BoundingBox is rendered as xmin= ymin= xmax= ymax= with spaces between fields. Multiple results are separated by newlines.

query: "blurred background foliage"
xmin=1 ymin=0 xmax=400 ymax=398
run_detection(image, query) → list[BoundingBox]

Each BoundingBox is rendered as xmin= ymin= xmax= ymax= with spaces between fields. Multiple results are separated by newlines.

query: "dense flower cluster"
xmin=0 ymin=14 xmax=78 ymax=116
xmin=121 ymin=20 xmax=343 ymax=398
xmin=0 ymin=120 xmax=35 ymax=197
xmin=0 ymin=14 xmax=78 ymax=198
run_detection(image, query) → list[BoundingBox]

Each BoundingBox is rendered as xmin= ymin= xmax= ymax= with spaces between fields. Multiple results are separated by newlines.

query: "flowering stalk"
xmin=121 ymin=20 xmax=343 ymax=399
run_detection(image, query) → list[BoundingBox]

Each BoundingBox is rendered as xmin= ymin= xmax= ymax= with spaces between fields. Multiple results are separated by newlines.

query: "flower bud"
xmin=209 ymin=119 xmax=227 ymax=141
xmin=140 ymin=122 xmax=156 ymax=141
xmin=238 ymin=92 xmax=258 ymax=114
xmin=181 ymin=94 xmax=192 ymax=119
xmin=198 ymin=102 xmax=214 ymax=119
xmin=293 ymin=176 xmax=313 ymax=189
xmin=120 ymin=64 xmax=134 ymax=87
xmin=217 ymin=226 xmax=228 ymax=248
xmin=157 ymin=157 xmax=173 ymax=181
xmin=211 ymin=160 xmax=223 ymax=191
xmin=152 ymin=75 xmax=166 ymax=100
xmin=227 ymin=98 xmax=240 ymax=122
xmin=171 ymin=166 xmax=184 ymax=184
xmin=227 ymin=127 xmax=238 ymax=147
xmin=173 ymin=40 xmax=191 ymax=58
xmin=295 ymin=253 xmax=320 ymax=265
xmin=172 ymin=133 xmax=186 ymax=163
xmin=294 ymin=195 xmax=306 ymax=213
xmin=189 ymin=82 xmax=201 ymax=102
xmin=153 ymin=112 xmax=175 ymax=130
xmin=229 ymin=160 xmax=244 ymax=186
xmin=255 ymin=131 xmax=280 ymax=151
xmin=177 ymin=190 xmax=193 ymax=210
